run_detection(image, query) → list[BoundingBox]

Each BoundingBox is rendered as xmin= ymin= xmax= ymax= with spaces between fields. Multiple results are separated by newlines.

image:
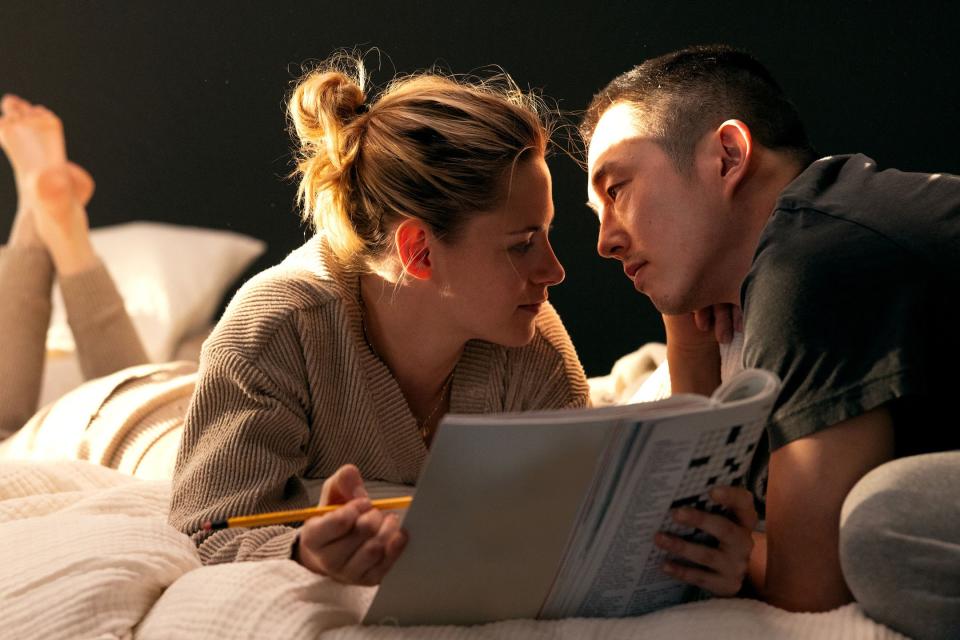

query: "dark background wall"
xmin=2 ymin=1 xmax=958 ymax=376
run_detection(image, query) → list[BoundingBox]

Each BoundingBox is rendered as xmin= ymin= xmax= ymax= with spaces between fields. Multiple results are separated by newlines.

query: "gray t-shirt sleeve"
xmin=741 ymin=207 xmax=924 ymax=450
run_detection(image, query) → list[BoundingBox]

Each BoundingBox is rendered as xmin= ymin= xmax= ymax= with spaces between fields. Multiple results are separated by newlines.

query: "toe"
xmin=29 ymin=105 xmax=62 ymax=130
xmin=1 ymin=94 xmax=30 ymax=117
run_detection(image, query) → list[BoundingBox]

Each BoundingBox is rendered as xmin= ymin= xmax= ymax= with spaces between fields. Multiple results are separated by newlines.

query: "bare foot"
xmin=0 ymin=95 xmax=67 ymax=180
xmin=0 ymin=94 xmax=68 ymax=248
xmin=31 ymin=164 xmax=98 ymax=276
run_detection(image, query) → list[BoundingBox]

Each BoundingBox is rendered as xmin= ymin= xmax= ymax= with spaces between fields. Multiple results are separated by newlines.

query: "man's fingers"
xmin=713 ymin=304 xmax=734 ymax=344
xmin=693 ymin=307 xmax=714 ymax=332
xmin=732 ymin=305 xmax=744 ymax=333
xmin=655 ymin=532 xmax=727 ymax=573
xmin=661 ymin=559 xmax=743 ymax=597
xmin=710 ymin=486 xmax=759 ymax=531
xmin=670 ymin=507 xmax=753 ymax=558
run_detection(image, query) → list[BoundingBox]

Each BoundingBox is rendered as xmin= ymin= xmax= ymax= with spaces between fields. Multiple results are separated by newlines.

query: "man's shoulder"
xmin=774 ymin=154 xmax=960 ymax=266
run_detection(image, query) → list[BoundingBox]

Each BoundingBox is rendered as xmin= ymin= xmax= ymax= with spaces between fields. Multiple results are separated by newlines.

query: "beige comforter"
xmin=0 ymin=355 xmax=906 ymax=639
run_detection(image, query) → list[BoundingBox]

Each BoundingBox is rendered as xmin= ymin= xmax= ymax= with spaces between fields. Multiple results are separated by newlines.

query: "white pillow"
xmin=46 ymin=221 xmax=266 ymax=362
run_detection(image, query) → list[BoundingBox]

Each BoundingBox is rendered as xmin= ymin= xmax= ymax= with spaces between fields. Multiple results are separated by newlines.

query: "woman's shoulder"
xmin=205 ymin=236 xmax=356 ymax=359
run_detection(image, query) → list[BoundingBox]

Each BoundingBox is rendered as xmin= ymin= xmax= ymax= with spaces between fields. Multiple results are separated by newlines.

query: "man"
xmin=581 ymin=44 xmax=959 ymax=639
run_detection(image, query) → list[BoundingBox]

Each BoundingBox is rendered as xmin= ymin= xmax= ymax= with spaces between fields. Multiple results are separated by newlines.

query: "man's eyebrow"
xmin=590 ymin=162 xmax=612 ymax=189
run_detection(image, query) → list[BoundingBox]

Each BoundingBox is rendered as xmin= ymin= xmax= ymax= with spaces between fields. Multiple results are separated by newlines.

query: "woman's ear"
xmin=716 ymin=119 xmax=753 ymax=196
xmin=394 ymin=219 xmax=433 ymax=280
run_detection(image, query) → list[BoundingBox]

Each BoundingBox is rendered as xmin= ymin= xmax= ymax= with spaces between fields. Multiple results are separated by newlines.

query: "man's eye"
xmin=607 ymin=183 xmax=623 ymax=201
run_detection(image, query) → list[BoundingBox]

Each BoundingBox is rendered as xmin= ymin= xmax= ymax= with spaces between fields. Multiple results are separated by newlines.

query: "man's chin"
xmin=648 ymin=291 xmax=696 ymax=316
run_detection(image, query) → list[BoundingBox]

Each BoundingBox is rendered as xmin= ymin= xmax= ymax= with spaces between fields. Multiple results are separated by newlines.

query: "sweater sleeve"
xmin=0 ymin=246 xmax=54 ymax=439
xmin=168 ymin=336 xmax=312 ymax=564
xmin=59 ymin=259 xmax=149 ymax=378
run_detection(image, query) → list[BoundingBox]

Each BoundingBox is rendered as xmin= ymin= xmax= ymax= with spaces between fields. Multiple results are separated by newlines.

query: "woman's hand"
xmin=654 ymin=485 xmax=758 ymax=596
xmin=293 ymin=464 xmax=408 ymax=585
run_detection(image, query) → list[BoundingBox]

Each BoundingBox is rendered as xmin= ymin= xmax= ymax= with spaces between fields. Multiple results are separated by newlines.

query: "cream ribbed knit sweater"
xmin=168 ymin=235 xmax=589 ymax=564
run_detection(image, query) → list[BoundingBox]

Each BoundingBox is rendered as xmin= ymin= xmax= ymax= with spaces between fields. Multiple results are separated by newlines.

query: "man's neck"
xmin=721 ymin=149 xmax=807 ymax=302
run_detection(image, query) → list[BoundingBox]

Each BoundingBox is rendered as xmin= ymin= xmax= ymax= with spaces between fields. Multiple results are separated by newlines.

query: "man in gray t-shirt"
xmin=582 ymin=45 xmax=959 ymax=639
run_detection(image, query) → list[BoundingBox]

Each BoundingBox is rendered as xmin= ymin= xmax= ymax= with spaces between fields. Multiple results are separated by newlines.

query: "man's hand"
xmin=663 ymin=303 xmax=741 ymax=396
xmin=654 ymin=485 xmax=757 ymax=596
xmin=664 ymin=303 xmax=742 ymax=348
xmin=293 ymin=464 xmax=408 ymax=585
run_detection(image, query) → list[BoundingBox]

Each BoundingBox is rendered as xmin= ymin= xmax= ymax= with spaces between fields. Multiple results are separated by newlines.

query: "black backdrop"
xmin=2 ymin=1 xmax=958 ymax=376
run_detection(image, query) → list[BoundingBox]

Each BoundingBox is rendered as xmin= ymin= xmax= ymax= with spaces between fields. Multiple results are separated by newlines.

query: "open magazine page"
xmin=540 ymin=369 xmax=778 ymax=618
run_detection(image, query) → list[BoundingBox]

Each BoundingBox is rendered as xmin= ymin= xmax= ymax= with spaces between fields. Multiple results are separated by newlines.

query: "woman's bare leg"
xmin=0 ymin=95 xmax=147 ymax=438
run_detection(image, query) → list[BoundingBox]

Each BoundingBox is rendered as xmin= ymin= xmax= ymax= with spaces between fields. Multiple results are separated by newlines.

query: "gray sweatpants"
xmin=840 ymin=451 xmax=960 ymax=640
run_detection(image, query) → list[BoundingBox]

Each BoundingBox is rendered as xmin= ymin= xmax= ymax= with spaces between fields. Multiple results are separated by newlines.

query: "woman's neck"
xmin=359 ymin=273 xmax=463 ymax=407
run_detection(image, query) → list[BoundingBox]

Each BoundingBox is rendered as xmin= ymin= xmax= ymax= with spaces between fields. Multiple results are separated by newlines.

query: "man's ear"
xmin=394 ymin=218 xmax=432 ymax=280
xmin=716 ymin=119 xmax=752 ymax=196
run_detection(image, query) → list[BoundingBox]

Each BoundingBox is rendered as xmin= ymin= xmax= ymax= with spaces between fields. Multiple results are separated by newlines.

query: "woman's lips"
xmin=518 ymin=301 xmax=545 ymax=314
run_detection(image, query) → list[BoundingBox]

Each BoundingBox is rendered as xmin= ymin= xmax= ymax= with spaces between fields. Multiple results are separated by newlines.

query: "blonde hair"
xmin=287 ymin=54 xmax=551 ymax=266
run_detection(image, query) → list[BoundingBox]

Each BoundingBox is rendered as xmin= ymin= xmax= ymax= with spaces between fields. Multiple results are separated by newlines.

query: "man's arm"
xmin=751 ymin=406 xmax=895 ymax=611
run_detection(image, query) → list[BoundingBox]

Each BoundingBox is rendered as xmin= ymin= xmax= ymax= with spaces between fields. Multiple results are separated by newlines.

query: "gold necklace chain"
xmin=358 ymin=289 xmax=454 ymax=444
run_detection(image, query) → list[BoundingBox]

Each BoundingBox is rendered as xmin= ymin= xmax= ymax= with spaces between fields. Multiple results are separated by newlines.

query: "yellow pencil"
xmin=201 ymin=496 xmax=413 ymax=531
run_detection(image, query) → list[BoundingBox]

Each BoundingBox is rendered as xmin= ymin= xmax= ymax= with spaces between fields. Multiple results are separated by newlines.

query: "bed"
xmin=0 ymin=223 xmax=906 ymax=639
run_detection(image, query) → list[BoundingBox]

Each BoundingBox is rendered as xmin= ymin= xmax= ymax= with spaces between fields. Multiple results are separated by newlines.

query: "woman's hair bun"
xmin=288 ymin=68 xmax=367 ymax=168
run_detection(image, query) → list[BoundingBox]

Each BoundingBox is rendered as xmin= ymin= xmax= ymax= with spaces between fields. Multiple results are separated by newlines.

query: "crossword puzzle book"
xmin=365 ymin=368 xmax=780 ymax=626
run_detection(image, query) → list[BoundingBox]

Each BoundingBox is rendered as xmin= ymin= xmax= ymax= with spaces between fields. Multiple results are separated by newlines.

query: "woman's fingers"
xmin=306 ymin=501 xmax=383 ymax=573
xmin=344 ymin=513 xmax=406 ymax=585
xmin=319 ymin=463 xmax=368 ymax=506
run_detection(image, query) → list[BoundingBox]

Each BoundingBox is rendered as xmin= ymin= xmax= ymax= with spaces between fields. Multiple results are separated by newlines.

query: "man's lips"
xmin=624 ymin=261 xmax=647 ymax=279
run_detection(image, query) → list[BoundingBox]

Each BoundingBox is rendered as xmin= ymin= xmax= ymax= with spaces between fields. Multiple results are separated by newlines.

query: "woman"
xmin=167 ymin=58 xmax=591 ymax=585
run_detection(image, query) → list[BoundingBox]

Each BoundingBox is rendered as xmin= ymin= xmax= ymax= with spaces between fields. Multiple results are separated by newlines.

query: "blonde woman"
xmin=167 ymin=58 xmax=591 ymax=585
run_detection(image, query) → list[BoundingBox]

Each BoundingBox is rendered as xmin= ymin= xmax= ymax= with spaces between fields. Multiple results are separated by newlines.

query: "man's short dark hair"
xmin=581 ymin=45 xmax=817 ymax=171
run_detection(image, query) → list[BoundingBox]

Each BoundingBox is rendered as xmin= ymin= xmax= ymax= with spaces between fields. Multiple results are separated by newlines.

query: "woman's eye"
xmin=510 ymin=238 xmax=535 ymax=254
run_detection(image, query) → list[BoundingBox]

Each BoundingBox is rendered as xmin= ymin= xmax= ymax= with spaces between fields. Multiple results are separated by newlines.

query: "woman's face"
xmin=430 ymin=154 xmax=565 ymax=347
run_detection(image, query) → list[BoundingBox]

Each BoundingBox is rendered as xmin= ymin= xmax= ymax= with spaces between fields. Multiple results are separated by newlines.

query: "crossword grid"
xmin=643 ymin=423 xmax=757 ymax=575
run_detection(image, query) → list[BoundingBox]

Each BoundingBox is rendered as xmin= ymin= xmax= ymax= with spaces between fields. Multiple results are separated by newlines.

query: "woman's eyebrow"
xmin=507 ymin=224 xmax=544 ymax=234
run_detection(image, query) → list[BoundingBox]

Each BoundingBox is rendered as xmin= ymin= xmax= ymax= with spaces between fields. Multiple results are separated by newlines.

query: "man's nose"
xmin=596 ymin=208 xmax=626 ymax=259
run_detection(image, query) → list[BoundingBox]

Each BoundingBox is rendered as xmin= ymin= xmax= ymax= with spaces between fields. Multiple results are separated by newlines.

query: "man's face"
xmin=586 ymin=103 xmax=729 ymax=314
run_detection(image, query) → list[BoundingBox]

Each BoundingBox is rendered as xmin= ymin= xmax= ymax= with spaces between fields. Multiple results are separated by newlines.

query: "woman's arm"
xmin=168 ymin=347 xmax=313 ymax=563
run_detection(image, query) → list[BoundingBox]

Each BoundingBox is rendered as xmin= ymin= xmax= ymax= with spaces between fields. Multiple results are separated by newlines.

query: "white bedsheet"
xmin=0 ymin=459 xmax=906 ymax=640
